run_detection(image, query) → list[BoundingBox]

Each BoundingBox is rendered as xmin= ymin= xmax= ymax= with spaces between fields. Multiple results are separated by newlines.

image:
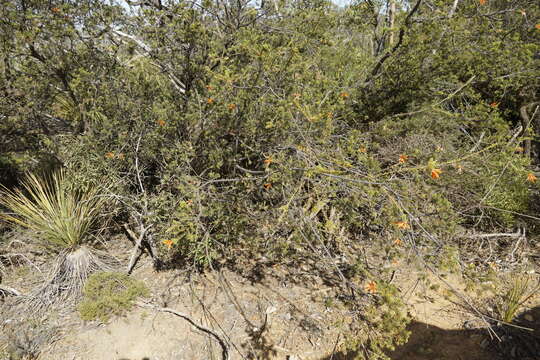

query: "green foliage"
xmin=0 ymin=170 xmax=106 ymax=250
xmin=496 ymin=275 xmax=536 ymax=323
xmin=1 ymin=0 xmax=539 ymax=356
xmin=78 ymin=272 xmax=149 ymax=323
xmin=345 ymin=281 xmax=411 ymax=360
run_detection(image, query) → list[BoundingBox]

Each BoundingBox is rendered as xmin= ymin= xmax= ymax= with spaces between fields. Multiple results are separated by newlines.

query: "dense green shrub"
xmin=1 ymin=0 xmax=539 ymax=357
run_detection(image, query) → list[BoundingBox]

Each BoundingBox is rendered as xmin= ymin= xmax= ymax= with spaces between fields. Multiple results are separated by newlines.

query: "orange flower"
xmin=116 ymin=153 xmax=125 ymax=160
xmin=228 ymin=103 xmax=236 ymax=111
xmin=489 ymin=102 xmax=499 ymax=108
xmin=365 ymin=280 xmax=377 ymax=294
xmin=394 ymin=221 xmax=410 ymax=230
xmin=207 ymin=98 xmax=215 ymax=104
xmin=527 ymin=173 xmax=537 ymax=183
xmin=535 ymin=24 xmax=540 ymax=30
xmin=263 ymin=183 xmax=272 ymax=189
xmin=398 ymin=154 xmax=409 ymax=163
xmin=162 ymin=239 xmax=174 ymax=250
xmin=186 ymin=199 xmax=193 ymax=205
xmin=104 ymin=152 xmax=115 ymax=159
xmin=358 ymin=146 xmax=367 ymax=153
xmin=157 ymin=119 xmax=166 ymax=127
xmin=263 ymin=157 xmax=273 ymax=165
xmin=327 ymin=112 xmax=333 ymax=119
xmin=393 ymin=238 xmax=402 ymax=246
xmin=479 ymin=0 xmax=486 ymax=5
xmin=339 ymin=91 xmax=349 ymax=99
xmin=431 ymin=168 xmax=442 ymax=179
xmin=51 ymin=7 xmax=60 ymax=13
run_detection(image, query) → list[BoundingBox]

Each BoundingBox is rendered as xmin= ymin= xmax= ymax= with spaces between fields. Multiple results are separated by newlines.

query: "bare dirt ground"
xmin=1 ymin=235 xmax=539 ymax=360
xmin=35 ymin=266 xmax=537 ymax=360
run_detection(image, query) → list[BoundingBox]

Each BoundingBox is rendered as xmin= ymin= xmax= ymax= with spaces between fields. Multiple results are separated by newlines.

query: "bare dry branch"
xmin=137 ymin=302 xmax=230 ymax=360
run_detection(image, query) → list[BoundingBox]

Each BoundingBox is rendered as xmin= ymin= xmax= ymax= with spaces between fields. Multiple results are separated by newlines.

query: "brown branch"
xmin=519 ymin=102 xmax=540 ymax=158
xmin=365 ymin=0 xmax=423 ymax=83
xmin=122 ymin=223 xmax=153 ymax=274
xmin=0 ymin=284 xmax=23 ymax=297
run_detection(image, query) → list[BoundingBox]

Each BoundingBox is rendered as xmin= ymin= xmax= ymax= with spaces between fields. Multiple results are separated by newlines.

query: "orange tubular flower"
xmin=479 ymin=0 xmax=486 ymax=5
xmin=365 ymin=281 xmax=377 ymax=294
xmin=358 ymin=146 xmax=367 ymax=153
xmin=399 ymin=154 xmax=409 ymax=163
xmin=105 ymin=152 xmax=115 ymax=159
xmin=394 ymin=221 xmax=410 ymax=230
xmin=431 ymin=168 xmax=442 ymax=179
xmin=393 ymin=238 xmax=402 ymax=246
xmin=207 ymin=98 xmax=215 ymax=104
xmin=527 ymin=173 xmax=537 ymax=183
xmin=228 ymin=103 xmax=236 ymax=111
xmin=157 ymin=119 xmax=166 ymax=127
xmin=162 ymin=239 xmax=174 ymax=250
xmin=339 ymin=91 xmax=349 ymax=99
xmin=263 ymin=157 xmax=273 ymax=166
xmin=263 ymin=183 xmax=272 ymax=189
xmin=489 ymin=102 xmax=499 ymax=108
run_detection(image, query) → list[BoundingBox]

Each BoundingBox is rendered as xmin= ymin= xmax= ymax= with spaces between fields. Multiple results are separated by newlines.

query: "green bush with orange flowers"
xmin=0 ymin=0 xmax=539 ymax=358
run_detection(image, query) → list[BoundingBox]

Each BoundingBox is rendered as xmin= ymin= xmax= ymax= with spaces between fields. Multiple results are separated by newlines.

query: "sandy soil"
xmin=2 ymin=236 xmax=538 ymax=360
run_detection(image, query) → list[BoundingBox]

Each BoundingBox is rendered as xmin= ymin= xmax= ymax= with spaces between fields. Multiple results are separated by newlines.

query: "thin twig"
xmin=137 ymin=302 xmax=230 ymax=360
xmin=0 ymin=284 xmax=23 ymax=297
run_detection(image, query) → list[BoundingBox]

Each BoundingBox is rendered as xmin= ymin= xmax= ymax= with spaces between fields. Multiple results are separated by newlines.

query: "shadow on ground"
xmin=318 ymin=306 xmax=539 ymax=360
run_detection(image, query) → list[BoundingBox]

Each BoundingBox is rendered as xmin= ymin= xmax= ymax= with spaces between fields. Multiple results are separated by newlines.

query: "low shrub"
xmin=78 ymin=271 xmax=149 ymax=322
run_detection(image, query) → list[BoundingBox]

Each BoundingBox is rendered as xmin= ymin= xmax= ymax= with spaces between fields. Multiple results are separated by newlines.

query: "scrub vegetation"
xmin=0 ymin=0 xmax=539 ymax=359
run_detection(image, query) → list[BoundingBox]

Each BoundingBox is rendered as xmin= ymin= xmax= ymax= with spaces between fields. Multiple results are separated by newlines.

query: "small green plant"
xmin=78 ymin=272 xmax=149 ymax=322
xmin=0 ymin=170 xmax=105 ymax=250
xmin=497 ymin=275 xmax=535 ymax=323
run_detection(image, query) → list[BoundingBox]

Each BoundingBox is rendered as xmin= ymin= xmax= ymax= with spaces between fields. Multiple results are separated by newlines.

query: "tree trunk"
xmin=388 ymin=0 xmax=396 ymax=46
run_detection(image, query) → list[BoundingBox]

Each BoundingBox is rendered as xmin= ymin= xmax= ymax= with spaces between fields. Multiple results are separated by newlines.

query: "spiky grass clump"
xmin=0 ymin=170 xmax=105 ymax=250
xmin=0 ymin=170 xmax=115 ymax=307
xmin=33 ymin=247 xmax=117 ymax=308
xmin=497 ymin=276 xmax=534 ymax=323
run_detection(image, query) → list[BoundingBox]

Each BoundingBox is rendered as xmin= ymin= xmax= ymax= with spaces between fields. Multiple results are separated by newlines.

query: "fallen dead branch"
xmin=460 ymin=229 xmax=524 ymax=239
xmin=123 ymin=223 xmax=154 ymax=274
xmin=136 ymin=301 xmax=230 ymax=360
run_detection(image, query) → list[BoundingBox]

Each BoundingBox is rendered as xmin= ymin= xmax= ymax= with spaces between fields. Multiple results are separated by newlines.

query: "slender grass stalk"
xmin=498 ymin=276 xmax=531 ymax=323
xmin=0 ymin=170 xmax=105 ymax=250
